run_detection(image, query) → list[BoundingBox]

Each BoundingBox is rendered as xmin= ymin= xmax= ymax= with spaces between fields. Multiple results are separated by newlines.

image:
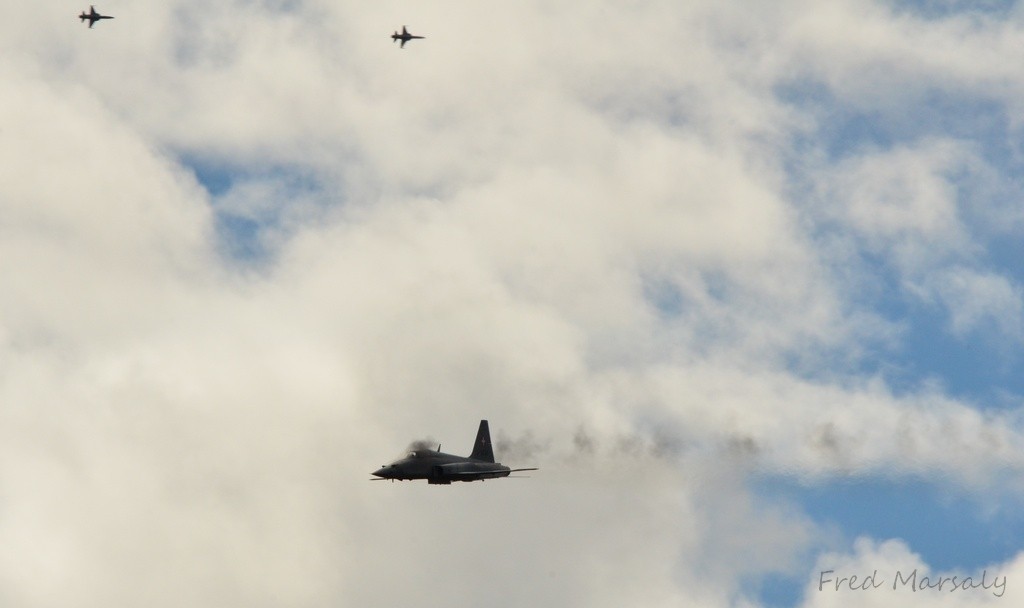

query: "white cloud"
xmin=923 ymin=266 xmax=1024 ymax=339
xmin=809 ymin=136 xmax=1024 ymax=349
xmin=776 ymin=1 xmax=1024 ymax=112
xmin=3 ymin=1 xmax=1024 ymax=606
xmin=820 ymin=140 xmax=969 ymax=251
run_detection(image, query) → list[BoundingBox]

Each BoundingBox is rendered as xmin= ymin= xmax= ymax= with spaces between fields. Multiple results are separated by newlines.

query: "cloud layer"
xmin=2 ymin=1 xmax=1024 ymax=606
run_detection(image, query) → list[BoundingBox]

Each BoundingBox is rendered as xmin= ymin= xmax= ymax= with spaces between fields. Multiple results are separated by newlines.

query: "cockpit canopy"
xmin=399 ymin=442 xmax=439 ymax=460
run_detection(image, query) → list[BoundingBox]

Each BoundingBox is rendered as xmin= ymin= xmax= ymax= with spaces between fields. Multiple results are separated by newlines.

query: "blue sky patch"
xmin=182 ymin=155 xmax=331 ymax=264
xmin=751 ymin=474 xmax=1024 ymax=606
xmin=886 ymin=0 xmax=1014 ymax=20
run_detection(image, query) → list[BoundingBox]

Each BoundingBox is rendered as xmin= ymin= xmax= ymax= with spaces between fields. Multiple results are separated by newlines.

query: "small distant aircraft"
xmin=391 ymin=26 xmax=424 ymax=48
xmin=79 ymin=6 xmax=113 ymax=28
xmin=372 ymin=420 xmax=538 ymax=484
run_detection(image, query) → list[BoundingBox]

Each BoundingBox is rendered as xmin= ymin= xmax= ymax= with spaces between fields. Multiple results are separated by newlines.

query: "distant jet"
xmin=391 ymin=26 xmax=424 ymax=48
xmin=79 ymin=5 xmax=113 ymax=28
xmin=372 ymin=420 xmax=538 ymax=484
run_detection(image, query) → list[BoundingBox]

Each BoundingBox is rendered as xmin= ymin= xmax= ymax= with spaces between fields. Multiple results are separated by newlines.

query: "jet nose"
xmin=372 ymin=466 xmax=389 ymax=478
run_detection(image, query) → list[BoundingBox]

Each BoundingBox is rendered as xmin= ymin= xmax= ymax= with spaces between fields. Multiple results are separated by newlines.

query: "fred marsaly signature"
xmin=818 ymin=569 xmax=1007 ymax=598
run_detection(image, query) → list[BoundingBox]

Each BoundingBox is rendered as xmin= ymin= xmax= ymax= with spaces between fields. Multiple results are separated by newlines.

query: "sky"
xmin=2 ymin=0 xmax=1024 ymax=606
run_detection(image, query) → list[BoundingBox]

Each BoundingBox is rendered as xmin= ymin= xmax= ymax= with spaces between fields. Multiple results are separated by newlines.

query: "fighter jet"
xmin=372 ymin=420 xmax=538 ymax=484
xmin=391 ymin=26 xmax=424 ymax=48
xmin=79 ymin=6 xmax=113 ymax=28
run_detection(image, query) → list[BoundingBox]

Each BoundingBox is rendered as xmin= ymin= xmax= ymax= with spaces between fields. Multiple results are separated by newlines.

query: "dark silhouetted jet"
xmin=79 ymin=6 xmax=113 ymax=28
xmin=391 ymin=26 xmax=424 ymax=48
xmin=372 ymin=420 xmax=538 ymax=484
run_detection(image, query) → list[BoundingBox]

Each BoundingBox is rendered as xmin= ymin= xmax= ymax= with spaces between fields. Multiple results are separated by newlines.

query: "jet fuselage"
xmin=373 ymin=449 xmax=512 ymax=484
xmin=391 ymin=26 xmax=424 ymax=48
xmin=80 ymin=6 xmax=113 ymax=28
xmin=372 ymin=420 xmax=535 ymax=484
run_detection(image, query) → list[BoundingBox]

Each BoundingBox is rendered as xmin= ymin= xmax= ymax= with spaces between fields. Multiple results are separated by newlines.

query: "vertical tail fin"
xmin=469 ymin=420 xmax=495 ymax=462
